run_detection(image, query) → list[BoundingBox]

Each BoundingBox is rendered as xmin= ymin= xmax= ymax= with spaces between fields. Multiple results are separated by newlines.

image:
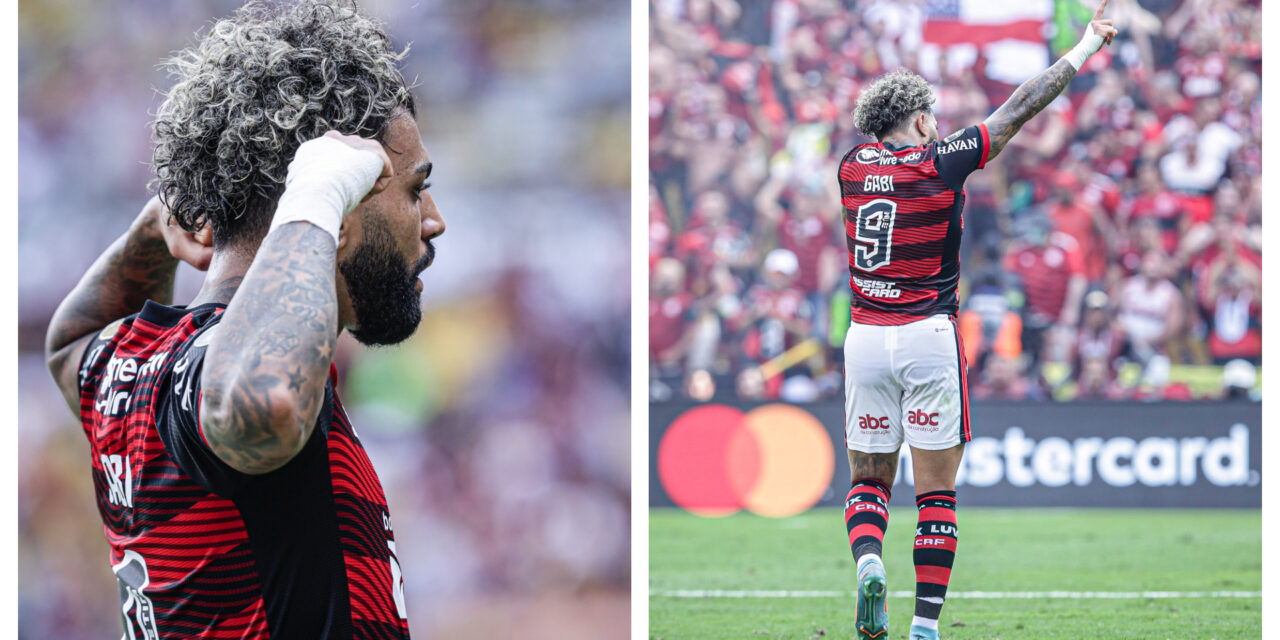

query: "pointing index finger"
xmin=1094 ymin=0 xmax=1109 ymax=20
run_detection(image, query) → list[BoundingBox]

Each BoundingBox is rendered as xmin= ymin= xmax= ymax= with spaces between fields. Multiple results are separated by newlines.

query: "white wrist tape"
xmin=1061 ymin=29 xmax=1105 ymax=71
xmin=268 ymin=136 xmax=385 ymax=244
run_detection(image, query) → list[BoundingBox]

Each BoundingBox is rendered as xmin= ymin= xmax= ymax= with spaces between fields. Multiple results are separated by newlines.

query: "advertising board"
xmin=651 ymin=401 xmax=1261 ymax=512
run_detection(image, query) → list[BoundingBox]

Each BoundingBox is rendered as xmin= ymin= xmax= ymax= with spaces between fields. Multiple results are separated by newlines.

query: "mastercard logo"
xmin=657 ymin=403 xmax=834 ymax=518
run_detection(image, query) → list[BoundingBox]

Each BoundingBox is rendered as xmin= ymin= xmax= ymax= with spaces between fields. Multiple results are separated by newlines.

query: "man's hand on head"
xmin=269 ymin=131 xmax=394 ymax=245
xmin=318 ymin=130 xmax=394 ymax=201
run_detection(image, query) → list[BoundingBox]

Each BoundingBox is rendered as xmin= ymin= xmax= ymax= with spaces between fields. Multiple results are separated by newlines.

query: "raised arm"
xmin=983 ymin=0 xmax=1118 ymax=163
xmin=45 ymin=197 xmax=211 ymax=412
xmin=197 ymin=132 xmax=390 ymax=475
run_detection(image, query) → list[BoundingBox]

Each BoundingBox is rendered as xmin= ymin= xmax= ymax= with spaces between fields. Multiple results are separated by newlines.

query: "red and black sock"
xmin=913 ymin=490 xmax=958 ymax=624
xmin=845 ymin=479 xmax=891 ymax=562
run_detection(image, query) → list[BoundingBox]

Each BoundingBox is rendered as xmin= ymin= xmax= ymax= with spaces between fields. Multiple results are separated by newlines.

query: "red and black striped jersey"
xmin=76 ymin=300 xmax=410 ymax=639
xmin=837 ymin=124 xmax=990 ymax=326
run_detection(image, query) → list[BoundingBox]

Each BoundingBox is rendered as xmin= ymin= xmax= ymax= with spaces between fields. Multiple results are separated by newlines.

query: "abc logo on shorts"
xmin=657 ymin=404 xmax=834 ymax=518
xmin=857 ymin=415 xmax=890 ymax=430
xmin=907 ymin=409 xmax=939 ymax=426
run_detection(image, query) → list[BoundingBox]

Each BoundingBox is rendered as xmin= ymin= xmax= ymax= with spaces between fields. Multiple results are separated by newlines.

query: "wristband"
xmin=268 ymin=136 xmax=385 ymax=244
xmin=1061 ymin=29 xmax=1105 ymax=71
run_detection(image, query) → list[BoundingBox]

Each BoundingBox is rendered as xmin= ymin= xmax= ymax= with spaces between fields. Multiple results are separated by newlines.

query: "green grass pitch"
xmin=649 ymin=508 xmax=1260 ymax=639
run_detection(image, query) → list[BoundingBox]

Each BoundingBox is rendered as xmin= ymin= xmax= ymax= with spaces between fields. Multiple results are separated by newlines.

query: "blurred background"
xmin=18 ymin=1 xmax=629 ymax=638
xmin=649 ymin=0 xmax=1261 ymax=403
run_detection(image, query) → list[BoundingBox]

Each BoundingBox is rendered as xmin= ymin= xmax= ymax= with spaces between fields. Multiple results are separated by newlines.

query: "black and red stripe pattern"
xmin=80 ymin=305 xmax=270 ymax=639
xmin=844 ymin=479 xmax=892 ymax=561
xmin=838 ymin=124 xmax=988 ymax=326
xmin=329 ymin=379 xmax=410 ymax=639
xmin=912 ymin=490 xmax=959 ymax=623
xmin=77 ymin=301 xmax=409 ymax=639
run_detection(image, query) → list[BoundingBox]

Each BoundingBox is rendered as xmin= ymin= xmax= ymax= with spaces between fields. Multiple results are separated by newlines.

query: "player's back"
xmin=838 ymin=124 xmax=989 ymax=326
xmin=78 ymin=301 xmax=409 ymax=639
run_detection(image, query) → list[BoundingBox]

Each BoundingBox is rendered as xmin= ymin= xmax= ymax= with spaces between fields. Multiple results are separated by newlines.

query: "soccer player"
xmin=43 ymin=2 xmax=443 ymax=638
xmin=837 ymin=3 xmax=1117 ymax=639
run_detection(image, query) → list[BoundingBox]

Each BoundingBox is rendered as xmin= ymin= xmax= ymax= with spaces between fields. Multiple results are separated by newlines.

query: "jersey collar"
xmin=139 ymin=299 xmax=226 ymax=328
xmin=881 ymin=140 xmax=919 ymax=152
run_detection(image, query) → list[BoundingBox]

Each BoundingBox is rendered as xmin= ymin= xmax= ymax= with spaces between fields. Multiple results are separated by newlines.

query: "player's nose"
xmin=421 ymin=198 xmax=445 ymax=241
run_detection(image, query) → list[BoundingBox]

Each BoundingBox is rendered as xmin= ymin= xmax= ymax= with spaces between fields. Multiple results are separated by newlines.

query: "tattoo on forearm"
xmin=46 ymin=213 xmax=178 ymax=409
xmin=984 ymin=58 xmax=1078 ymax=161
xmin=47 ymin=216 xmax=177 ymax=351
xmin=201 ymin=223 xmax=337 ymax=474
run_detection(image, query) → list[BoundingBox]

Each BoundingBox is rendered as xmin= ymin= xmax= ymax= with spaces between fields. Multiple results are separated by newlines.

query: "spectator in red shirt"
xmin=1004 ymin=215 xmax=1088 ymax=367
xmin=1172 ymin=29 xmax=1228 ymax=98
xmin=1122 ymin=164 xmax=1184 ymax=256
xmin=756 ymin=177 xmax=839 ymax=296
xmin=1113 ymin=216 xmax=1168 ymax=281
xmin=675 ymin=189 xmax=757 ymax=290
xmin=1184 ymin=212 xmax=1261 ymax=301
xmin=1047 ymin=170 xmax=1108 ymax=281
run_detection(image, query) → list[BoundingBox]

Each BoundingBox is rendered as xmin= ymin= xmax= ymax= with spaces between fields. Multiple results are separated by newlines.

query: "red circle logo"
xmin=657 ymin=404 xmax=835 ymax=517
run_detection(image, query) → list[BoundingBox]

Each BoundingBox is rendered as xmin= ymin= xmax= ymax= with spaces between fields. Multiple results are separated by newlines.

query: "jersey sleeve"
xmin=153 ymin=324 xmax=253 ymax=497
xmin=935 ymin=124 xmax=991 ymax=191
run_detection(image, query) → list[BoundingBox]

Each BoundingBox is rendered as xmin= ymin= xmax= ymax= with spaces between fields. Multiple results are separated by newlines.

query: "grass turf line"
xmin=649 ymin=507 xmax=1260 ymax=639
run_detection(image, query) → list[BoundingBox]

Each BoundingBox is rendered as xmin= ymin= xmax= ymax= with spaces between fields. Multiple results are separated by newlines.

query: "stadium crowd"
xmin=649 ymin=0 xmax=1261 ymax=402
xmin=19 ymin=1 xmax=629 ymax=638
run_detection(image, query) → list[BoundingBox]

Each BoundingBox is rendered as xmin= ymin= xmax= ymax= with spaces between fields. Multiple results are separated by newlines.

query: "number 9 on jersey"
xmin=853 ymin=199 xmax=898 ymax=272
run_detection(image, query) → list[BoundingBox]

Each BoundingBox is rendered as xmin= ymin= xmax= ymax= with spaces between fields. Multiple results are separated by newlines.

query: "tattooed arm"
xmin=198 ymin=132 xmax=390 ymax=475
xmin=981 ymin=60 xmax=1078 ymax=163
xmin=983 ymin=0 xmax=1118 ymax=163
xmin=45 ymin=197 xmax=209 ymax=412
xmin=198 ymin=222 xmax=340 ymax=474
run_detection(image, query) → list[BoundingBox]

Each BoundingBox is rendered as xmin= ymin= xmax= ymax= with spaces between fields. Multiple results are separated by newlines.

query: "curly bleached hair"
xmin=151 ymin=0 xmax=414 ymax=247
xmin=852 ymin=69 xmax=935 ymax=141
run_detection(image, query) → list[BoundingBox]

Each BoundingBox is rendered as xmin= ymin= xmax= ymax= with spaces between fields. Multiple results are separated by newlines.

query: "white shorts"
xmin=843 ymin=314 xmax=972 ymax=453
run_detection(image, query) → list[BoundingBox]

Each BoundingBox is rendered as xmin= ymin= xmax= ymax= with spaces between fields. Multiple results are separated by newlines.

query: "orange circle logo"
xmin=657 ymin=404 xmax=835 ymax=517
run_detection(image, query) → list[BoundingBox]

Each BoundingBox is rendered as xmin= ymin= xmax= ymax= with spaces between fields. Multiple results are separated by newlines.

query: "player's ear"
xmin=336 ymin=211 xmax=361 ymax=254
xmin=194 ymin=224 xmax=213 ymax=248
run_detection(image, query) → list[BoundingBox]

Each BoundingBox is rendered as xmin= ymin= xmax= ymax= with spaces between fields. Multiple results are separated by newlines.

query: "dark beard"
xmin=339 ymin=218 xmax=433 ymax=346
